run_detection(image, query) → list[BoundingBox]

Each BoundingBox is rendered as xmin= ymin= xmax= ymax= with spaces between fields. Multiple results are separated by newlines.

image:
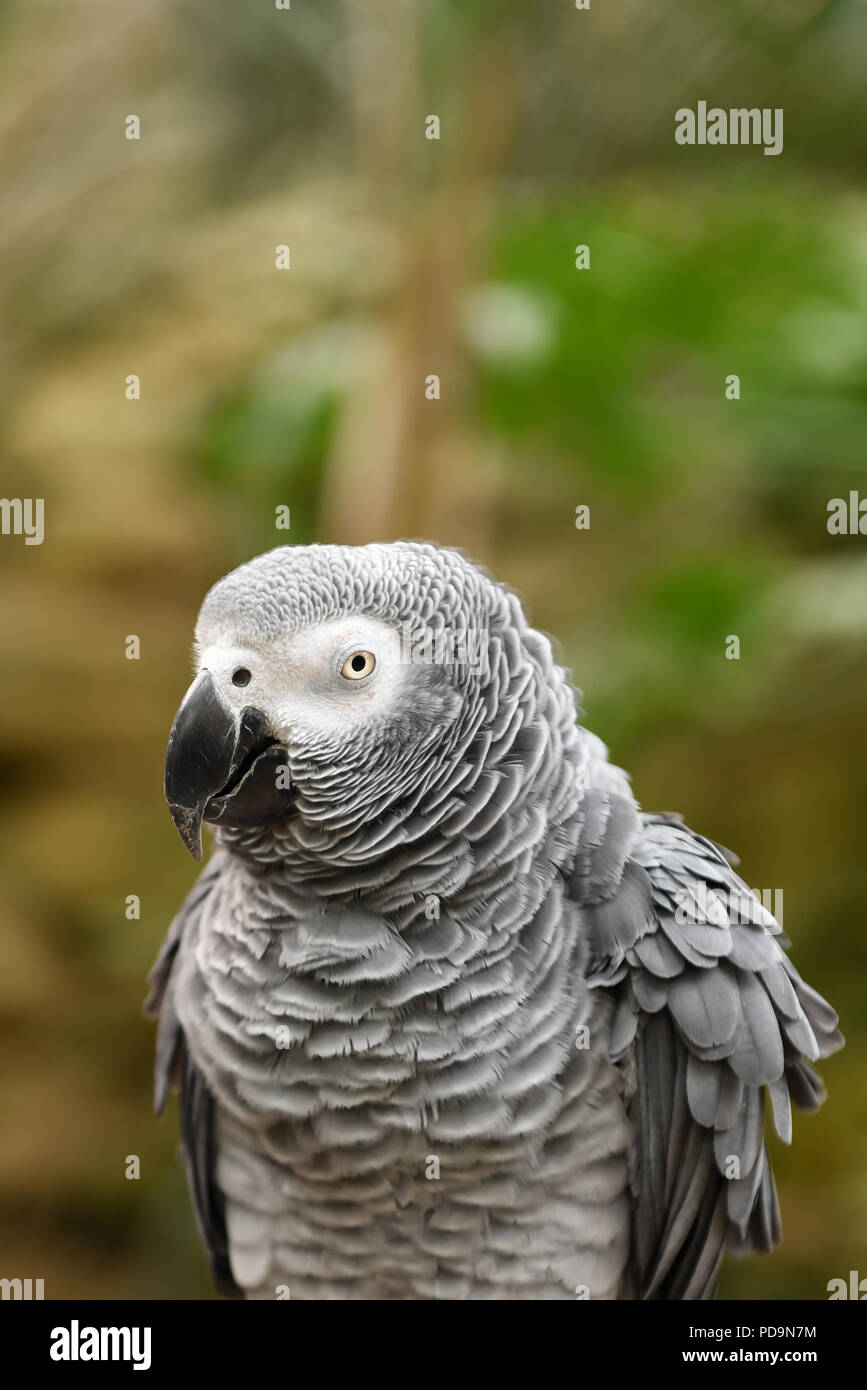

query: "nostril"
xmin=232 ymin=668 xmax=252 ymax=688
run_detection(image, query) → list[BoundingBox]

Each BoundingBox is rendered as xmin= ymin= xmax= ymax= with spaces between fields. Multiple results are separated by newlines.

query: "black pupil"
xmin=351 ymin=654 xmax=367 ymax=673
xmin=232 ymin=668 xmax=251 ymax=687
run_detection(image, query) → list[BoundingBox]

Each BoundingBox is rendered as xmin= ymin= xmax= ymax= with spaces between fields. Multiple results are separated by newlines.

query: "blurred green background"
xmin=0 ymin=0 xmax=865 ymax=1299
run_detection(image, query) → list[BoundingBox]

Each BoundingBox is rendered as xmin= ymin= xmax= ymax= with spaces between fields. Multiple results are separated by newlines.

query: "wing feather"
xmin=574 ymin=811 xmax=842 ymax=1299
xmin=145 ymin=850 xmax=241 ymax=1299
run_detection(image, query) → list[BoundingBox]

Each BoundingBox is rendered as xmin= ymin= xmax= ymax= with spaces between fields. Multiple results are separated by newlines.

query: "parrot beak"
xmin=164 ymin=671 xmax=279 ymax=859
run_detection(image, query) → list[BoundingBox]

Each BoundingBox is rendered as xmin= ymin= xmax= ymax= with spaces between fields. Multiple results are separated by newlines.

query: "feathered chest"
xmin=172 ymin=858 xmax=601 ymax=1146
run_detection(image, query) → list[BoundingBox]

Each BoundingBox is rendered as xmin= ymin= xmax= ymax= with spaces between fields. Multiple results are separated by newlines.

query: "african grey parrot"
xmin=147 ymin=542 xmax=842 ymax=1300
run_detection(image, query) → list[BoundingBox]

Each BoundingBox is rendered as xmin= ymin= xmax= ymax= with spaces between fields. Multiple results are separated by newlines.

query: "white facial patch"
xmin=197 ymin=617 xmax=409 ymax=743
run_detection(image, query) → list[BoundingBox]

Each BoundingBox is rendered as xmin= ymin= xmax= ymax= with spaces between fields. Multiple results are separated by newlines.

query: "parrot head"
xmin=164 ymin=543 xmax=504 ymax=858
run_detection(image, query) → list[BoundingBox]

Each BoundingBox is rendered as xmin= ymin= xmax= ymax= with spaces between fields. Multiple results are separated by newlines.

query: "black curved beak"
xmin=164 ymin=671 xmax=275 ymax=859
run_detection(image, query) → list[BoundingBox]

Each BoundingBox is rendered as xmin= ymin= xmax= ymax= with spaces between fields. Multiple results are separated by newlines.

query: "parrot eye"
xmin=232 ymin=668 xmax=252 ymax=687
xmin=341 ymin=650 xmax=376 ymax=680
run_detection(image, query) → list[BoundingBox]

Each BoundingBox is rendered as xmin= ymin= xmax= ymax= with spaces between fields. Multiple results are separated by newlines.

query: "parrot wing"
xmin=575 ymin=808 xmax=842 ymax=1300
xmin=145 ymin=849 xmax=241 ymax=1299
